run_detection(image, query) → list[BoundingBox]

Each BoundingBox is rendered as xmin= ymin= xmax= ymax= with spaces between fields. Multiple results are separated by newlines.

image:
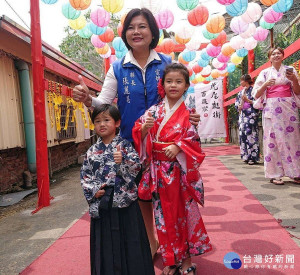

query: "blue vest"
xmin=112 ymin=53 xmax=171 ymax=141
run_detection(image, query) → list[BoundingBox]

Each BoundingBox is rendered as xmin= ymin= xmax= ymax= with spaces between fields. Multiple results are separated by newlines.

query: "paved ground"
xmin=0 ymin=143 xmax=299 ymax=275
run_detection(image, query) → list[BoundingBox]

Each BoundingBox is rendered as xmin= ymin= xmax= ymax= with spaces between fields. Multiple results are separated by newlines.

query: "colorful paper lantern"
xmin=200 ymin=49 xmax=213 ymax=61
xmin=112 ymin=37 xmax=127 ymax=52
xmin=211 ymin=69 xmax=220 ymax=79
xmin=91 ymin=34 xmax=106 ymax=48
xmin=260 ymin=0 xmax=279 ymax=6
xmin=115 ymin=50 xmax=127 ymax=59
xmin=227 ymin=63 xmax=236 ymax=73
xmin=99 ymin=27 xmax=114 ymax=43
xmin=88 ymin=22 xmax=107 ymax=35
xmin=231 ymin=53 xmax=243 ymax=65
xmin=69 ymin=0 xmax=91 ymax=10
xmin=175 ymin=34 xmax=191 ymax=45
xmin=202 ymin=29 xmax=219 ymax=40
xmin=42 ymin=0 xmax=58 ymax=4
xmin=190 ymin=72 xmax=196 ymax=80
xmin=176 ymin=22 xmax=194 ymax=39
xmin=99 ymin=47 xmax=111 ymax=59
xmin=95 ymin=44 xmax=110 ymax=55
xmin=216 ymin=0 xmax=235 ymax=5
xmin=272 ymin=0 xmax=293 ymax=13
xmin=236 ymin=48 xmax=248 ymax=57
xmin=120 ymin=13 xmax=127 ymax=26
xmin=241 ymin=2 xmax=262 ymax=23
xmin=230 ymin=16 xmax=249 ymax=34
xmin=206 ymin=15 xmax=225 ymax=34
xmin=155 ymin=9 xmax=174 ymax=29
xmin=77 ymin=25 xmax=93 ymax=38
xmin=206 ymin=44 xmax=222 ymax=57
xmin=212 ymin=58 xmax=224 ymax=69
xmin=187 ymin=86 xmax=195 ymax=93
xmin=226 ymin=0 xmax=248 ymax=17
xmin=217 ymin=53 xmax=230 ymax=63
xmin=69 ymin=15 xmax=86 ymax=30
xmin=187 ymin=67 xmax=193 ymax=77
xmin=178 ymin=53 xmax=189 ymax=65
xmin=205 ymin=76 xmax=213 ymax=81
xmin=201 ymin=65 xmax=212 ymax=77
xmin=221 ymin=43 xmax=235 ymax=57
xmin=259 ymin=17 xmax=275 ymax=29
xmin=211 ymin=30 xmax=227 ymax=47
xmin=263 ymin=7 xmax=283 ymax=23
xmin=117 ymin=23 xmax=123 ymax=37
xmin=176 ymin=0 xmax=199 ymax=11
xmin=244 ymin=37 xmax=257 ymax=50
xmin=62 ymin=2 xmax=81 ymax=20
xmin=253 ymin=26 xmax=269 ymax=41
xmin=185 ymin=37 xmax=201 ymax=51
xmin=198 ymin=58 xmax=210 ymax=67
xmin=218 ymin=63 xmax=228 ymax=71
xmin=192 ymin=64 xmax=203 ymax=74
xmin=182 ymin=51 xmax=196 ymax=62
xmin=140 ymin=0 xmax=162 ymax=14
xmin=160 ymin=38 xmax=175 ymax=54
xmin=158 ymin=30 xmax=164 ymax=45
xmin=240 ymin=23 xmax=256 ymax=39
xmin=230 ymin=35 xmax=245 ymax=50
xmin=102 ymin=0 xmax=124 ymax=13
xmin=187 ymin=5 xmax=209 ymax=26
xmin=91 ymin=8 xmax=110 ymax=27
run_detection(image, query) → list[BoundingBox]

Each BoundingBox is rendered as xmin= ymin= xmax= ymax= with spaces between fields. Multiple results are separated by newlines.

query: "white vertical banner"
xmin=193 ymin=80 xmax=226 ymax=138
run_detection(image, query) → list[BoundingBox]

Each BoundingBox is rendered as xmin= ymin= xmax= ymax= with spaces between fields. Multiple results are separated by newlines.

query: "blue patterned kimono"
xmin=80 ymin=134 xmax=141 ymax=218
xmin=235 ymin=86 xmax=260 ymax=162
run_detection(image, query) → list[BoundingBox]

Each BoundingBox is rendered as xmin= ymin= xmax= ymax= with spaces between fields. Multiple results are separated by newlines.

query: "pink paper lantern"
xmin=216 ymin=0 xmax=235 ymax=5
xmin=244 ymin=37 xmax=257 ymax=50
xmin=91 ymin=7 xmax=110 ymax=27
xmin=241 ymin=2 xmax=262 ymax=23
xmin=230 ymin=35 xmax=245 ymax=50
xmin=230 ymin=16 xmax=249 ymax=34
xmin=253 ymin=26 xmax=269 ymax=41
xmin=240 ymin=23 xmax=256 ymax=39
xmin=155 ymin=9 xmax=174 ymax=29
xmin=206 ymin=44 xmax=222 ymax=57
xmin=263 ymin=7 xmax=283 ymax=23
xmin=217 ymin=53 xmax=230 ymax=63
xmin=91 ymin=34 xmax=105 ymax=48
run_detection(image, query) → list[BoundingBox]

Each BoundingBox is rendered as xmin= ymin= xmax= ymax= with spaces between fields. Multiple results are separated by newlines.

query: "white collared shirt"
xmin=91 ymin=49 xmax=162 ymax=108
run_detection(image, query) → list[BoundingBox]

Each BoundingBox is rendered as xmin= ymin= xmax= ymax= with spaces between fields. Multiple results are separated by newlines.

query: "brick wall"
xmin=0 ymin=140 xmax=91 ymax=193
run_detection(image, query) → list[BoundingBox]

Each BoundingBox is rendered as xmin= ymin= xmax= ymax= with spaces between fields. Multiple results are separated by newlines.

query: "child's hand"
xmin=163 ymin=144 xmax=181 ymax=159
xmin=113 ymin=145 xmax=122 ymax=164
xmin=95 ymin=189 xmax=105 ymax=198
xmin=189 ymin=108 xmax=200 ymax=126
xmin=142 ymin=112 xmax=155 ymax=130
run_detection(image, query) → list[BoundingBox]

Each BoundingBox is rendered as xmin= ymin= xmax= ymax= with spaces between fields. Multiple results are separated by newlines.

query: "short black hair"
xmin=121 ymin=8 xmax=159 ymax=50
xmin=91 ymin=104 xmax=121 ymax=124
xmin=162 ymin=63 xmax=190 ymax=87
xmin=241 ymin=74 xmax=254 ymax=85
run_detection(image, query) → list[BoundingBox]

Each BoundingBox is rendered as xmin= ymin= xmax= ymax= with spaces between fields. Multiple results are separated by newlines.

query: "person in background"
xmin=235 ymin=74 xmax=260 ymax=165
xmin=133 ymin=63 xmax=212 ymax=275
xmin=73 ymin=8 xmax=200 ymax=258
xmin=252 ymin=47 xmax=300 ymax=185
xmin=81 ymin=104 xmax=155 ymax=275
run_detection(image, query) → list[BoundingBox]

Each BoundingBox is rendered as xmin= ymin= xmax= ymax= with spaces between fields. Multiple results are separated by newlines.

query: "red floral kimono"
xmin=132 ymin=98 xmax=212 ymax=266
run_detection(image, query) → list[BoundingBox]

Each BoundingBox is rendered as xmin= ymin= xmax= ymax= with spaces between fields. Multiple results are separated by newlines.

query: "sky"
xmin=0 ymin=0 xmax=225 ymax=50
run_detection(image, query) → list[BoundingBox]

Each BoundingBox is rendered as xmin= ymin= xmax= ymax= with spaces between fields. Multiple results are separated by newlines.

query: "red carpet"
xmin=21 ymin=148 xmax=300 ymax=275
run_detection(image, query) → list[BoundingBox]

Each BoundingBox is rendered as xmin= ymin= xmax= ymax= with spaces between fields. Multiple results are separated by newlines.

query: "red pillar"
xmin=223 ymin=77 xmax=229 ymax=143
xmin=104 ymin=57 xmax=110 ymax=74
xmin=30 ymin=0 xmax=51 ymax=213
xmin=248 ymin=49 xmax=255 ymax=73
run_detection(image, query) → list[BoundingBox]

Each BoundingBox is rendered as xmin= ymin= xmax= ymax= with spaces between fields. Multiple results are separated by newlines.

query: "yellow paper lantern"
xmin=102 ymin=0 xmax=124 ymax=14
xmin=260 ymin=0 xmax=279 ymax=6
xmin=69 ymin=15 xmax=86 ymax=30
xmin=178 ymin=53 xmax=189 ymax=65
xmin=175 ymin=34 xmax=191 ymax=45
xmin=231 ymin=53 xmax=243 ymax=65
xmin=206 ymin=14 xmax=225 ymax=34
xmin=69 ymin=0 xmax=91 ymax=10
xmin=195 ymin=74 xmax=205 ymax=82
xmin=96 ymin=44 xmax=110 ymax=55
xmin=157 ymin=32 xmax=164 ymax=45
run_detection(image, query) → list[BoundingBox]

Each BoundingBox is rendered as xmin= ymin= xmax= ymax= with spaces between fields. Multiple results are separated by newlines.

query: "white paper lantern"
xmin=244 ymin=37 xmax=257 ymax=50
xmin=201 ymin=65 xmax=212 ymax=76
xmin=140 ymin=0 xmax=162 ymax=14
xmin=230 ymin=35 xmax=245 ymax=50
xmin=241 ymin=2 xmax=262 ymax=23
xmin=240 ymin=23 xmax=256 ymax=39
xmin=185 ymin=37 xmax=202 ymax=51
xmin=212 ymin=58 xmax=224 ymax=69
xmin=230 ymin=16 xmax=249 ymax=34
xmin=176 ymin=22 xmax=195 ymax=39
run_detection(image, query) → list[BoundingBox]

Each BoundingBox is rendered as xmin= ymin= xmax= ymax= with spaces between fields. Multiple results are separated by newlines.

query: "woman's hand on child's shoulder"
xmin=163 ymin=144 xmax=181 ymax=159
xmin=113 ymin=145 xmax=123 ymax=164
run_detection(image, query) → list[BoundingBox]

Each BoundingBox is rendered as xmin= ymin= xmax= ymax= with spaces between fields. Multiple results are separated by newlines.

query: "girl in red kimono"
xmin=133 ymin=63 xmax=212 ymax=275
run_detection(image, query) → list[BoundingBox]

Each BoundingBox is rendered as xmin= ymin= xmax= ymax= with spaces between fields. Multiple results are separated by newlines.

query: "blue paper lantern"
xmin=62 ymin=3 xmax=81 ymax=20
xmin=182 ymin=51 xmax=196 ymax=62
xmin=259 ymin=17 xmax=275 ymax=30
xmin=77 ymin=25 xmax=93 ymax=38
xmin=205 ymin=76 xmax=213 ymax=81
xmin=187 ymin=86 xmax=195 ymax=94
xmin=113 ymin=37 xmax=127 ymax=52
xmin=116 ymin=50 xmax=128 ymax=59
xmin=176 ymin=0 xmax=199 ymax=11
xmin=202 ymin=29 xmax=219 ymax=40
xmin=226 ymin=0 xmax=248 ymax=17
xmin=198 ymin=58 xmax=210 ymax=67
xmin=88 ymin=22 xmax=107 ymax=35
xmin=42 ymin=0 xmax=58 ymax=4
xmin=227 ymin=63 xmax=236 ymax=73
xmin=272 ymin=0 xmax=293 ymax=13
xmin=236 ymin=48 xmax=248 ymax=57
xmin=200 ymin=50 xmax=212 ymax=61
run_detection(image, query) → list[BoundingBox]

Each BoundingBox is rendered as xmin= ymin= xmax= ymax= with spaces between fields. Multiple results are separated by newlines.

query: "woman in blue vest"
xmin=73 ymin=7 xmax=200 ymax=270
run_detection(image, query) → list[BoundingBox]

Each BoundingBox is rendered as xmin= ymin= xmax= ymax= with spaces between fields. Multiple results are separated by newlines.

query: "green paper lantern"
xmin=77 ymin=25 xmax=93 ymax=38
xmin=259 ymin=17 xmax=275 ymax=29
xmin=62 ymin=3 xmax=81 ymax=20
xmin=176 ymin=0 xmax=199 ymax=11
xmin=202 ymin=29 xmax=219 ymax=40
